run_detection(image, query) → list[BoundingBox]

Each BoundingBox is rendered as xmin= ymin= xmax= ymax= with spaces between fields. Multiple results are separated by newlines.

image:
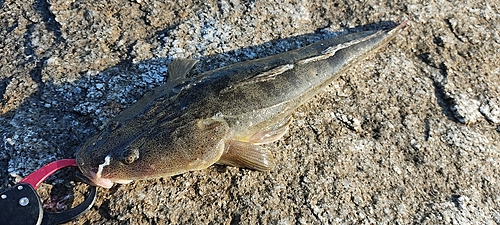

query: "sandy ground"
xmin=1 ymin=0 xmax=499 ymax=224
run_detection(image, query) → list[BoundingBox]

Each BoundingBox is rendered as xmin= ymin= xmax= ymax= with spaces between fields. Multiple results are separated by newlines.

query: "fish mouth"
xmin=81 ymin=170 xmax=133 ymax=188
xmin=77 ymin=155 xmax=133 ymax=188
xmin=83 ymin=170 xmax=115 ymax=188
xmin=80 ymin=167 xmax=133 ymax=188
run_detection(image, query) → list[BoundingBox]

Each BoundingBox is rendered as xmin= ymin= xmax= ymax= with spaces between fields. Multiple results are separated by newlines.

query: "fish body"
xmin=76 ymin=21 xmax=408 ymax=188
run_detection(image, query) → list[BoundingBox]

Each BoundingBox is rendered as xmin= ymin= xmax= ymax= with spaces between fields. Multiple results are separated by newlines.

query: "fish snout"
xmin=76 ymin=155 xmax=116 ymax=188
xmin=76 ymin=169 xmax=114 ymax=188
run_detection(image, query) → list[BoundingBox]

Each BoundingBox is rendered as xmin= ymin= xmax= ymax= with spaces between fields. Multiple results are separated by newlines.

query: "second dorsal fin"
xmin=168 ymin=59 xmax=198 ymax=82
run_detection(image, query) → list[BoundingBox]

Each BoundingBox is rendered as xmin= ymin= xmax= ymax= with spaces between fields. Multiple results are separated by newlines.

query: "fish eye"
xmin=120 ymin=147 xmax=140 ymax=165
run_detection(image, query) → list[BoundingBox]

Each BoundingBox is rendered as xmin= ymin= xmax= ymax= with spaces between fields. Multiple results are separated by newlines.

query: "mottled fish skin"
xmin=76 ymin=21 xmax=408 ymax=188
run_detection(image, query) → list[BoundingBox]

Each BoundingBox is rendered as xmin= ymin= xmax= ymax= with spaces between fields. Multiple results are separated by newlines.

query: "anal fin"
xmin=217 ymin=140 xmax=275 ymax=172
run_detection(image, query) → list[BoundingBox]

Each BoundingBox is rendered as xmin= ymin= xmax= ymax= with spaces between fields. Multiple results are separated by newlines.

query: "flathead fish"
xmin=77 ymin=21 xmax=408 ymax=188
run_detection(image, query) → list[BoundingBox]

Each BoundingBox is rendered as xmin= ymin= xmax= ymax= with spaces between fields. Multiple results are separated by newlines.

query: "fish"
xmin=76 ymin=21 xmax=408 ymax=188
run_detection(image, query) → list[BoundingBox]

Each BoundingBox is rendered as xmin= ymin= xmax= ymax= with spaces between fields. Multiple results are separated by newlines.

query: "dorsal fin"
xmin=168 ymin=59 xmax=198 ymax=82
xmin=221 ymin=64 xmax=294 ymax=93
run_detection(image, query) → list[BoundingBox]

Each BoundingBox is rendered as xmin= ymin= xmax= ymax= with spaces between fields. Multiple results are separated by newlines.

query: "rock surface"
xmin=1 ymin=0 xmax=499 ymax=224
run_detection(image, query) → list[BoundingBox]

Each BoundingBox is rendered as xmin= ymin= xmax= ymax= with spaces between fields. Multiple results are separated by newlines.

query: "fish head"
xmin=76 ymin=117 xmax=229 ymax=188
xmin=76 ymin=120 xmax=150 ymax=188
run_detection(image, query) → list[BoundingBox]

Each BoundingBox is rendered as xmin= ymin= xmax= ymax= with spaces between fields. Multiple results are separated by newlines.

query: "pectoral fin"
xmin=217 ymin=140 xmax=275 ymax=171
xmin=248 ymin=115 xmax=291 ymax=144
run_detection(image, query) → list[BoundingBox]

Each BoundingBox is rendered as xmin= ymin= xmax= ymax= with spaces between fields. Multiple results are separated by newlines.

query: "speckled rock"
xmin=1 ymin=0 xmax=499 ymax=224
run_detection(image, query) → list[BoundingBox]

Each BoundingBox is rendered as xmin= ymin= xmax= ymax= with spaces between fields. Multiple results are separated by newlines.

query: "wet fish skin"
xmin=76 ymin=21 xmax=408 ymax=188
